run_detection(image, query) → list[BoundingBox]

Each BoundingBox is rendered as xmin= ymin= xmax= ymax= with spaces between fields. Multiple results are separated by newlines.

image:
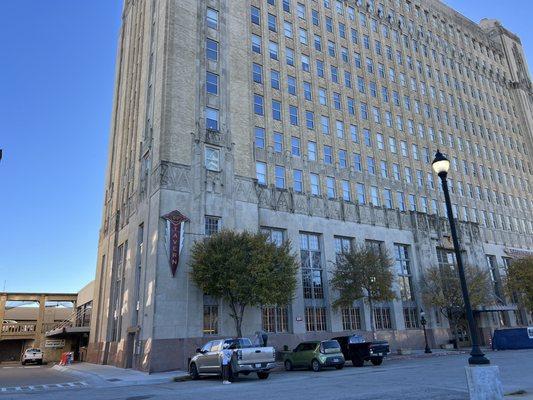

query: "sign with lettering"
xmin=45 ymin=339 xmax=65 ymax=348
xmin=162 ymin=210 xmax=189 ymax=277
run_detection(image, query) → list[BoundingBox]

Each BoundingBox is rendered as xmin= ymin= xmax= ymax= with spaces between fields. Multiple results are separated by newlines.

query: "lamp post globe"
xmin=432 ymin=150 xmax=450 ymax=176
xmin=432 ymin=151 xmax=489 ymax=365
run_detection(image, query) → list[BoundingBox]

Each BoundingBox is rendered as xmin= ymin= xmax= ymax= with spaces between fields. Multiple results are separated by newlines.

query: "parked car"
xmin=283 ymin=340 xmax=345 ymax=372
xmin=332 ymin=335 xmax=389 ymax=367
xmin=21 ymin=348 xmax=43 ymax=365
xmin=189 ymin=338 xmax=276 ymax=381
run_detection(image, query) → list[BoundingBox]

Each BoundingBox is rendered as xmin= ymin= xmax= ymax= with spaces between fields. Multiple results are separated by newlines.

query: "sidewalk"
xmin=387 ymin=348 xmax=468 ymax=361
xmin=52 ymin=362 xmax=187 ymax=388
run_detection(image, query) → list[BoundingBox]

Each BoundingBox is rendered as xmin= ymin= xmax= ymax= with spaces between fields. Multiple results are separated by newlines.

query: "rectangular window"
xmin=262 ymin=306 xmax=289 ymax=333
xmin=310 ymin=173 xmax=320 ymax=195
xmin=205 ymin=107 xmax=219 ymax=131
xmin=206 ymin=39 xmax=219 ymax=61
xmin=326 ymin=177 xmax=336 ymax=199
xmin=293 ymin=169 xmax=303 ymax=192
xmin=403 ymin=308 xmax=420 ymax=329
xmin=374 ymin=307 xmax=392 ymax=330
xmin=205 ymin=216 xmax=220 ymax=236
xmin=289 ymin=105 xmax=298 ymax=125
xmin=273 ymin=132 xmax=283 ymax=153
xmin=203 ymin=303 xmax=218 ymax=335
xmin=252 ymin=64 xmax=263 ymax=84
xmin=206 ymin=71 xmax=219 ymax=94
xmin=275 ymin=165 xmax=285 ymax=189
xmin=256 ymin=162 xmax=267 ymax=185
xmin=206 ymin=8 xmax=219 ymax=30
xmin=356 ymin=183 xmax=366 ymax=204
xmin=270 ymin=69 xmax=279 ymax=89
xmin=342 ymin=307 xmax=361 ymax=330
xmin=342 ymin=180 xmax=351 ymax=201
xmin=204 ymin=147 xmax=220 ymax=171
xmin=395 ymin=244 xmax=414 ymax=301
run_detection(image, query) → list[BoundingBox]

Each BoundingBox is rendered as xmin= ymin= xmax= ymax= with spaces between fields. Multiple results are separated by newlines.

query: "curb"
xmin=52 ymin=365 xmax=181 ymax=388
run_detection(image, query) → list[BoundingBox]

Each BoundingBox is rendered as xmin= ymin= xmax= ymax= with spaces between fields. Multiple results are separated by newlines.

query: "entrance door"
xmin=125 ymin=333 xmax=135 ymax=369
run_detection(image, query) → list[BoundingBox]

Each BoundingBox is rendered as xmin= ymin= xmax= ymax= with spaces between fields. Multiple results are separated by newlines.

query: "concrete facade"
xmin=89 ymin=0 xmax=533 ymax=372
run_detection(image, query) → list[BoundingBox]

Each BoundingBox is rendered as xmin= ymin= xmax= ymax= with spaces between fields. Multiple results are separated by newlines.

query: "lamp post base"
xmin=468 ymin=345 xmax=490 ymax=365
xmin=424 ymin=347 xmax=432 ymax=354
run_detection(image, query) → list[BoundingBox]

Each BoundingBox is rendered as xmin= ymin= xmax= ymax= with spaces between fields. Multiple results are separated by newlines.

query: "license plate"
xmin=333 ymin=358 xmax=339 ymax=362
xmin=255 ymin=363 xmax=262 ymax=368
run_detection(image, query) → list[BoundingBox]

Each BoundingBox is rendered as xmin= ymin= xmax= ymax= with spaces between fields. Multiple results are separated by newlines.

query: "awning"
xmin=45 ymin=326 xmax=90 ymax=338
xmin=476 ymin=304 xmax=518 ymax=313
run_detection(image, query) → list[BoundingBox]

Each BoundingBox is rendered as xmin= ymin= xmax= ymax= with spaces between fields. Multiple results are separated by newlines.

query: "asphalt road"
xmin=0 ymin=364 xmax=86 ymax=392
xmin=1 ymin=350 xmax=532 ymax=400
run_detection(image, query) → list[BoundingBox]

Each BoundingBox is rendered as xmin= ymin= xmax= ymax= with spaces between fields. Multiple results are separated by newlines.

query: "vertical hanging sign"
xmin=162 ymin=210 xmax=189 ymax=277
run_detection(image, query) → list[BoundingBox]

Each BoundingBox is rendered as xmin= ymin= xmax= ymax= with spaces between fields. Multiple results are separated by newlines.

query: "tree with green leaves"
xmin=330 ymin=245 xmax=396 ymax=338
xmin=190 ymin=230 xmax=299 ymax=337
xmin=504 ymin=256 xmax=533 ymax=312
xmin=421 ymin=264 xmax=493 ymax=344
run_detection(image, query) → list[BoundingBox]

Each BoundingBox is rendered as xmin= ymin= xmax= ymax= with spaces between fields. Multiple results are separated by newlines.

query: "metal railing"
xmin=1 ymin=322 xmax=36 ymax=336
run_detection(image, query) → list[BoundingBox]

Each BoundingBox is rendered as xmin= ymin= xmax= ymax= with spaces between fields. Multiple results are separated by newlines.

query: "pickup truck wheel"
xmin=21 ymin=361 xmax=26 ymax=366
xmin=351 ymin=357 xmax=364 ymax=367
xmin=335 ymin=365 xmax=344 ymax=370
xmin=284 ymin=360 xmax=293 ymax=371
xmin=257 ymin=372 xmax=269 ymax=380
xmin=311 ymin=359 xmax=321 ymax=372
xmin=189 ymin=363 xmax=200 ymax=380
xmin=371 ymin=357 xmax=383 ymax=366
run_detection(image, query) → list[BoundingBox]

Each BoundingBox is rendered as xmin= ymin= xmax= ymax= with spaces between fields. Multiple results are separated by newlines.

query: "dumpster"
xmin=492 ymin=327 xmax=533 ymax=350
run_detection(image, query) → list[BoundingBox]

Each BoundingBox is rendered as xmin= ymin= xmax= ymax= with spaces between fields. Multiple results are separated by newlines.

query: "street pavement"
xmin=0 ymin=349 xmax=532 ymax=399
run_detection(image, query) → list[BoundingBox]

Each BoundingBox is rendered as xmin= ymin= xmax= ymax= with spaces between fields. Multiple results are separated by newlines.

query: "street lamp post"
xmin=420 ymin=310 xmax=432 ymax=354
xmin=432 ymin=150 xmax=490 ymax=365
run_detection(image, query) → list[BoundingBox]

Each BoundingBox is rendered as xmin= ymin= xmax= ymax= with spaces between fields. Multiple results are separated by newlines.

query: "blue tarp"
xmin=492 ymin=328 xmax=533 ymax=350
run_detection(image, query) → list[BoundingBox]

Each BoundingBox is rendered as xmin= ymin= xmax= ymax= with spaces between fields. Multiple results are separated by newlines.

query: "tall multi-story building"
xmin=89 ymin=0 xmax=533 ymax=372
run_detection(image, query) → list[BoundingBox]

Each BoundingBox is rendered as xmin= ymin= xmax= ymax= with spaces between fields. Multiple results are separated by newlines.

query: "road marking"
xmin=0 ymin=381 xmax=89 ymax=393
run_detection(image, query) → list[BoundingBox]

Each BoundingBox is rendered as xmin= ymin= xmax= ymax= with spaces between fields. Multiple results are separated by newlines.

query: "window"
xmin=310 ymin=173 xmax=320 ymax=195
xmin=324 ymin=145 xmax=332 ymax=164
xmin=403 ymin=308 xmax=419 ymax=329
xmin=269 ymin=41 xmax=279 ymax=59
xmin=203 ymin=302 xmax=218 ymax=335
xmin=205 ymin=107 xmax=219 ymax=130
xmin=254 ymin=94 xmax=264 ymax=115
xmin=356 ymin=183 xmax=366 ymax=204
xmin=397 ymin=192 xmax=405 ymax=211
xmin=256 ymin=162 xmax=267 ymax=185
xmin=353 ymin=153 xmax=362 ymax=172
xmin=270 ymin=69 xmax=279 ymax=89
xmin=326 ymin=177 xmax=336 ymax=199
xmin=293 ymin=169 xmax=303 ymax=192
xmin=252 ymin=64 xmax=263 ymax=84
xmin=268 ymin=13 xmax=277 ymax=31
xmin=255 ymin=127 xmax=265 ymax=149
xmin=383 ymin=189 xmax=392 ymax=209
xmin=262 ymin=306 xmax=289 ymax=333
xmin=286 ymin=48 xmax=294 ymax=65
xmin=289 ymin=105 xmax=298 ymax=125
xmin=275 ymin=165 xmax=285 ymax=189
xmin=303 ymin=81 xmax=312 ymax=100
xmin=367 ymin=156 xmax=375 ymax=174
xmin=204 ymin=147 xmax=220 ymax=171
xmin=374 ymin=307 xmax=392 ymax=330
xmin=342 ymin=307 xmax=361 ymax=330
xmin=370 ymin=186 xmax=380 ymax=206
xmin=251 ymin=6 xmax=260 ymax=25
xmin=342 ymin=180 xmax=351 ymax=201
xmin=270 ymin=134 xmax=282 ymax=155
xmin=206 ymin=71 xmax=219 ymax=94
xmin=205 ymin=216 xmax=220 ymax=236
xmin=252 ymin=35 xmax=262 ymax=53
xmin=305 ymin=307 xmax=327 ymax=331
xmin=395 ymin=244 xmax=414 ymax=301
xmin=206 ymin=39 xmax=219 ymax=61
xmin=206 ymin=8 xmax=219 ymax=30
xmin=272 ymin=100 xmax=281 ymax=121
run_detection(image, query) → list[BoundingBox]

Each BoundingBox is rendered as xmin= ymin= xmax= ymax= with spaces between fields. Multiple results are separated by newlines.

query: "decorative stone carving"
xmin=158 ymin=161 xmax=192 ymax=192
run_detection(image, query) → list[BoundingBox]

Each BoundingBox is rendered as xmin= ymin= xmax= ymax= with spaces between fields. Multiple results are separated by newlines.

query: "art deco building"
xmin=89 ymin=0 xmax=533 ymax=372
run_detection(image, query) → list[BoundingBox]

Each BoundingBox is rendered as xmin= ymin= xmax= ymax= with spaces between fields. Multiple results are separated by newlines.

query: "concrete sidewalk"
xmin=52 ymin=363 xmax=187 ymax=388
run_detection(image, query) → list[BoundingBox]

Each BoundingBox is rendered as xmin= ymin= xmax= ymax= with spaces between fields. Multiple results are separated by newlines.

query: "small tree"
xmin=504 ymin=256 xmax=533 ymax=312
xmin=330 ymin=245 xmax=395 ymax=338
xmin=190 ymin=230 xmax=299 ymax=337
xmin=421 ymin=264 xmax=492 ymax=344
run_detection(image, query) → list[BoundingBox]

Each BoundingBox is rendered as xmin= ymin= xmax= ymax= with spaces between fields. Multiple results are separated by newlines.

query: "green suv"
xmin=283 ymin=340 xmax=345 ymax=372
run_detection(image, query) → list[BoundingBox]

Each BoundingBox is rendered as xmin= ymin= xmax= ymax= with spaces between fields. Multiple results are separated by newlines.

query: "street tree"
xmin=504 ymin=256 xmax=533 ymax=312
xmin=190 ymin=230 xmax=299 ymax=337
xmin=330 ymin=245 xmax=396 ymax=337
xmin=421 ymin=264 xmax=492 ymax=344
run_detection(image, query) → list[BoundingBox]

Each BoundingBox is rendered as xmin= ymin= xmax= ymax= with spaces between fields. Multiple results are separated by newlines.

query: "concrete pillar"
xmin=0 ymin=294 xmax=7 ymax=340
xmin=34 ymin=295 xmax=47 ymax=347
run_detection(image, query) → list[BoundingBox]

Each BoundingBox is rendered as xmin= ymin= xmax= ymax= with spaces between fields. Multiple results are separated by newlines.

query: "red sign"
xmin=162 ymin=210 xmax=189 ymax=277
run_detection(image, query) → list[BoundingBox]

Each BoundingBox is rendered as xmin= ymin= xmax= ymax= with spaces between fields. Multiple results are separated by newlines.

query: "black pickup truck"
xmin=332 ymin=335 xmax=390 ymax=367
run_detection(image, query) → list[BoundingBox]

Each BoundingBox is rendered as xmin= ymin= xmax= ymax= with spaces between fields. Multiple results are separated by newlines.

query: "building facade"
xmin=88 ymin=0 xmax=533 ymax=372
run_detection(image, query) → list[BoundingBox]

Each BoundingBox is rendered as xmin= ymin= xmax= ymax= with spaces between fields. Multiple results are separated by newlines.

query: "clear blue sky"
xmin=0 ymin=1 xmax=532 ymax=293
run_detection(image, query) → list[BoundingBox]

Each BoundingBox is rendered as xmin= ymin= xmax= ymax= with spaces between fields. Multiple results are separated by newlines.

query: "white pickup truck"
xmin=189 ymin=338 xmax=276 ymax=381
xmin=21 ymin=348 xmax=43 ymax=365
